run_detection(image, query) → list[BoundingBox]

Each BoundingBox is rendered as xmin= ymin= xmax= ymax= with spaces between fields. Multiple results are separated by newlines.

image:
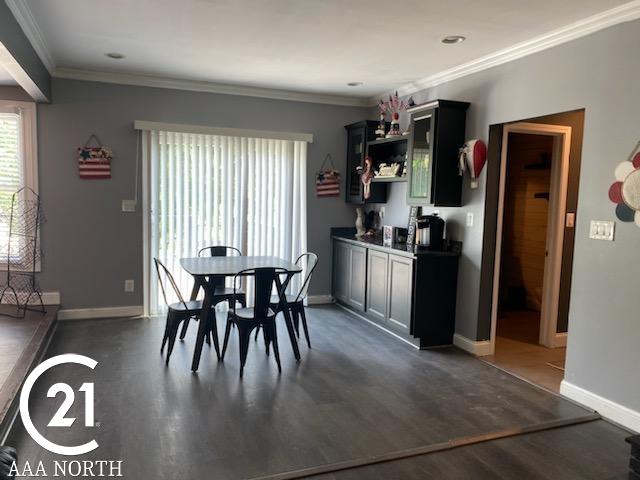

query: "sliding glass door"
xmin=144 ymin=130 xmax=307 ymax=314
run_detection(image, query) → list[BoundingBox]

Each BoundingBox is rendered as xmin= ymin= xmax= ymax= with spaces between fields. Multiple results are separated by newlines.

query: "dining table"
xmin=180 ymin=255 xmax=303 ymax=371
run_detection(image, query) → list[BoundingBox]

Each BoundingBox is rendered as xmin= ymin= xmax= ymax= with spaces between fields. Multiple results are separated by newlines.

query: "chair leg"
xmin=165 ymin=318 xmax=183 ymax=366
xmin=254 ymin=324 xmax=261 ymax=341
xmin=221 ymin=316 xmax=233 ymax=361
xmin=292 ymin=308 xmax=300 ymax=338
xmin=179 ymin=317 xmax=190 ymax=340
xmin=265 ymin=320 xmax=281 ymax=372
xmin=209 ymin=314 xmax=221 ymax=360
xmin=299 ymin=306 xmax=311 ymax=348
xmin=161 ymin=311 xmax=172 ymax=352
xmin=237 ymin=324 xmax=253 ymax=378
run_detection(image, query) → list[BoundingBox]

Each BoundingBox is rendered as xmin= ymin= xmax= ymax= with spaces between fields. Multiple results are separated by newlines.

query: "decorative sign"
xmin=407 ymin=206 xmax=421 ymax=245
xmin=609 ymin=141 xmax=640 ymax=227
xmin=316 ymin=154 xmax=340 ymax=197
xmin=78 ymin=134 xmax=112 ymax=179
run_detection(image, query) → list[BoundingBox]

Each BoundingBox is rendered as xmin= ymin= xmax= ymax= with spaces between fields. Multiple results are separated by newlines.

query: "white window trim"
xmin=0 ymin=100 xmax=39 ymax=193
xmin=0 ymin=99 xmax=39 ymax=271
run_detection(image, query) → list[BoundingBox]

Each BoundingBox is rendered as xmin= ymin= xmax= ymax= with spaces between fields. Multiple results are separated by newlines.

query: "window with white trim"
xmin=0 ymin=100 xmax=38 ymax=267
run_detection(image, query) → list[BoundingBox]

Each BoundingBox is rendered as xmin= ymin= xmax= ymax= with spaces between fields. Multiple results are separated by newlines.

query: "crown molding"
xmin=52 ymin=67 xmax=372 ymax=107
xmin=369 ymin=0 xmax=640 ymax=103
xmin=4 ymin=0 xmax=56 ymax=73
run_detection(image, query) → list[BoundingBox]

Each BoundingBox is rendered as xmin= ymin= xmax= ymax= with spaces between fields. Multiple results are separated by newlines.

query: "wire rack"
xmin=0 ymin=187 xmax=46 ymax=317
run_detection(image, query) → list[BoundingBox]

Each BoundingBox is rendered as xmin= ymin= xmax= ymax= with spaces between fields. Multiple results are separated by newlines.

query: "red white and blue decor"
xmin=609 ymin=141 xmax=640 ymax=227
xmin=78 ymin=134 xmax=112 ymax=179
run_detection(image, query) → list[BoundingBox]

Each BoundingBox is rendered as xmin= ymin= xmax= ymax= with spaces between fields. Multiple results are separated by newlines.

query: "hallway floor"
xmin=484 ymin=310 xmax=566 ymax=392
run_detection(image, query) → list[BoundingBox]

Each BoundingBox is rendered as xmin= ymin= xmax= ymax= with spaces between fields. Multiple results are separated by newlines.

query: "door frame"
xmin=489 ymin=122 xmax=572 ymax=351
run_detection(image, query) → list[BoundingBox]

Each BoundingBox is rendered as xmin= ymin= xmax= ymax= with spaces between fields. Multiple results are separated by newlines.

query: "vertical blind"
xmin=148 ymin=130 xmax=307 ymax=314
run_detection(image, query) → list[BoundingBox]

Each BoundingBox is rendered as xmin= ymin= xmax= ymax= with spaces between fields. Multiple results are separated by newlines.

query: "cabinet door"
xmin=333 ymin=241 xmax=350 ymax=303
xmin=406 ymin=109 xmax=436 ymax=205
xmin=366 ymin=250 xmax=388 ymax=321
xmin=387 ymin=255 xmax=414 ymax=331
xmin=346 ymin=126 xmax=365 ymax=204
xmin=348 ymin=245 xmax=367 ymax=311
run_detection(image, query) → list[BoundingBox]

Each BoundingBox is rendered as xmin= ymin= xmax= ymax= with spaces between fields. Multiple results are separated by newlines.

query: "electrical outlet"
xmin=124 ymin=279 xmax=135 ymax=292
xmin=589 ymin=220 xmax=615 ymax=241
xmin=122 ymin=200 xmax=136 ymax=212
xmin=466 ymin=212 xmax=474 ymax=227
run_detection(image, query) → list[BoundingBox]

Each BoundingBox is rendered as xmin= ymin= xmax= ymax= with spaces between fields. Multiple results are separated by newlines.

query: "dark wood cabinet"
xmin=332 ymin=235 xmax=461 ymax=348
xmin=406 ymin=100 xmax=469 ymax=206
xmin=345 ymin=121 xmax=387 ymax=204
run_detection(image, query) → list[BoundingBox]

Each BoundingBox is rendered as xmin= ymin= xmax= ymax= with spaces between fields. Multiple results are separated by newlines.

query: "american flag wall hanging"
xmin=78 ymin=134 xmax=112 ymax=179
xmin=316 ymin=154 xmax=340 ymax=197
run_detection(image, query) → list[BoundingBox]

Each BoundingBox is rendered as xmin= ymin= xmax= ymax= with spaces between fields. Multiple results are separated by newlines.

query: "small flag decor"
xmin=316 ymin=154 xmax=340 ymax=197
xmin=78 ymin=134 xmax=112 ymax=179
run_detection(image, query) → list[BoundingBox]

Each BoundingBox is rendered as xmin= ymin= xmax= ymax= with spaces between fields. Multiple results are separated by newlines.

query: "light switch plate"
xmin=566 ymin=212 xmax=575 ymax=228
xmin=124 ymin=279 xmax=135 ymax=292
xmin=589 ymin=220 xmax=615 ymax=241
xmin=466 ymin=212 xmax=474 ymax=227
xmin=122 ymin=199 xmax=136 ymax=212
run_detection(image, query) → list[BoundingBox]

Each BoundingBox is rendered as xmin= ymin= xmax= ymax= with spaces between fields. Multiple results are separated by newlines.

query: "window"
xmin=0 ymin=100 xmax=38 ymax=268
xmin=140 ymin=125 xmax=310 ymax=314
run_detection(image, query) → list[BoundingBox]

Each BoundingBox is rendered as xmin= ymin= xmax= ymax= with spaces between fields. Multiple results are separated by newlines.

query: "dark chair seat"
xmin=215 ymin=287 xmax=246 ymax=297
xmin=168 ymin=299 xmax=203 ymax=313
xmin=231 ymin=307 xmax=276 ymax=320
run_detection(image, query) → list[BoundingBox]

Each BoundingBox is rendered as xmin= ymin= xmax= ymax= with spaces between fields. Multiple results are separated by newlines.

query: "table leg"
xmin=180 ymin=276 xmax=202 ymax=340
xmin=275 ymin=274 xmax=300 ymax=362
xmin=192 ymin=280 xmax=215 ymax=371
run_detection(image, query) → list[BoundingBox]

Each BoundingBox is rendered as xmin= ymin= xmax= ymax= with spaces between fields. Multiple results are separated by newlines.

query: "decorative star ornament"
xmin=609 ymin=141 xmax=640 ymax=227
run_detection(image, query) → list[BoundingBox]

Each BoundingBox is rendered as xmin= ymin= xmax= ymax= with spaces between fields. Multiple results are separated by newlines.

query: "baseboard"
xmin=58 ymin=305 xmax=143 ymax=321
xmin=560 ymin=380 xmax=640 ymax=433
xmin=453 ymin=333 xmax=493 ymax=356
xmin=0 ymin=291 xmax=60 ymax=305
xmin=552 ymin=332 xmax=567 ymax=348
xmin=307 ymin=295 xmax=334 ymax=305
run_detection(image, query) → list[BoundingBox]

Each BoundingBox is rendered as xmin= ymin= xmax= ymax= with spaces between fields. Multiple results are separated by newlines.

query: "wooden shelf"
xmin=367 ymin=136 xmax=409 ymax=147
xmin=372 ymin=176 xmax=407 ymax=183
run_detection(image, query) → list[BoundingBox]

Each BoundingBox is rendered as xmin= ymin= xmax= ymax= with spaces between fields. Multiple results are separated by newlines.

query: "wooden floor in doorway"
xmin=484 ymin=310 xmax=566 ymax=392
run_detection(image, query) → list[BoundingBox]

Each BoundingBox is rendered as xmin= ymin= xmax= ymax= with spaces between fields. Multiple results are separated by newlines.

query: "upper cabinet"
xmin=345 ymin=121 xmax=388 ymax=204
xmin=406 ymin=100 xmax=469 ymax=206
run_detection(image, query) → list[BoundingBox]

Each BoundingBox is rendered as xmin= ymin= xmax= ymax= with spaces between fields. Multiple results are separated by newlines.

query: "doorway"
xmin=484 ymin=122 xmax=572 ymax=392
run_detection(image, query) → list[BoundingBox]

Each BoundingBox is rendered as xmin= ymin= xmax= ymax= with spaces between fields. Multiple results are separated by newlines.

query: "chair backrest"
xmin=198 ymin=246 xmax=243 ymax=288
xmin=154 ymin=258 xmax=187 ymax=309
xmin=294 ymin=252 xmax=318 ymax=302
xmin=198 ymin=246 xmax=242 ymax=257
xmin=233 ymin=267 xmax=287 ymax=318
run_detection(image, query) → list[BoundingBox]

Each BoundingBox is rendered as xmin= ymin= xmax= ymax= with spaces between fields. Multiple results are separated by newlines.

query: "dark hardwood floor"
xmin=4 ymin=305 xmax=631 ymax=479
xmin=0 ymin=305 xmax=57 ymax=433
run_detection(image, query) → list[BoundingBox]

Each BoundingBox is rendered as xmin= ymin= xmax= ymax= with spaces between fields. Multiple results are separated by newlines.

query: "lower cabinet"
xmin=332 ymin=237 xmax=460 ymax=348
xmin=332 ymin=240 xmax=366 ymax=312
xmin=387 ymin=255 xmax=413 ymax=331
xmin=366 ymin=249 xmax=388 ymax=321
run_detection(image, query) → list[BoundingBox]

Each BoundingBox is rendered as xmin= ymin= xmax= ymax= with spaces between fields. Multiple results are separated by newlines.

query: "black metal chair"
xmin=179 ymin=246 xmax=247 ymax=340
xmin=271 ymin=253 xmax=318 ymax=348
xmin=154 ymin=258 xmax=210 ymax=365
xmin=254 ymin=253 xmax=318 ymax=348
xmin=221 ymin=267 xmax=287 ymax=378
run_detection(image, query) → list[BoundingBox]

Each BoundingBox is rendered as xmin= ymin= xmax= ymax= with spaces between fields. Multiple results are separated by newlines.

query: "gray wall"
xmin=0 ymin=1 xmax=51 ymax=101
xmin=371 ymin=19 xmax=640 ymax=412
xmin=36 ymin=78 xmax=368 ymax=308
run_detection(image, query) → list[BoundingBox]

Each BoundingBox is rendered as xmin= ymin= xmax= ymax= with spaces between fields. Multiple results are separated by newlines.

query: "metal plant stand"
xmin=0 ymin=187 xmax=45 ymax=318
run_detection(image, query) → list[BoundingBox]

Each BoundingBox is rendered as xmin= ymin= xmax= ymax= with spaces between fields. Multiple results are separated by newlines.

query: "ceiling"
xmin=13 ymin=0 xmax=635 ymax=101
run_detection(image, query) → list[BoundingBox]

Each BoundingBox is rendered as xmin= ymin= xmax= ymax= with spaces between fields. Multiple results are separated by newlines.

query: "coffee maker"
xmin=415 ymin=214 xmax=446 ymax=251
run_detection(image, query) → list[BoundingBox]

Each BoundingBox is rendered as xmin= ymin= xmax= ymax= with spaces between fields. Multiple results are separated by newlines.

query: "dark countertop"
xmin=331 ymin=228 xmax=461 ymax=258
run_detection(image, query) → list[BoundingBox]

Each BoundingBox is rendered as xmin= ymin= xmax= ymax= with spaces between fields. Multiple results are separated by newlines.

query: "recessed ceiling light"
xmin=105 ymin=52 xmax=125 ymax=59
xmin=441 ymin=35 xmax=466 ymax=45
xmin=347 ymin=81 xmax=363 ymax=87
